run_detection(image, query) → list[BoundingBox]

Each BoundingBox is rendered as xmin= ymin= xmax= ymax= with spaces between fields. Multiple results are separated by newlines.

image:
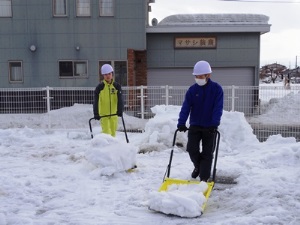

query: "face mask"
xmin=195 ymin=78 xmax=207 ymax=86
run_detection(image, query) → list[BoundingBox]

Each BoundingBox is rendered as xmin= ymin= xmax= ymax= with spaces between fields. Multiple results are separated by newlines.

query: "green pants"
xmin=100 ymin=116 xmax=118 ymax=137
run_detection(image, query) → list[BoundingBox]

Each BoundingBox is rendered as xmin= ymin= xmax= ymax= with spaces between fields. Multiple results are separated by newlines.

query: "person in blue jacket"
xmin=177 ymin=60 xmax=223 ymax=182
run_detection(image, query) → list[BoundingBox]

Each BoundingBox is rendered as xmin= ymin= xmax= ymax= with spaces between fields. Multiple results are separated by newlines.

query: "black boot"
xmin=191 ymin=167 xmax=199 ymax=179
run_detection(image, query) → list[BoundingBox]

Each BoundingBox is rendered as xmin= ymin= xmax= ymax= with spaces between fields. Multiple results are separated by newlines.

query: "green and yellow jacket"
xmin=93 ymin=80 xmax=123 ymax=117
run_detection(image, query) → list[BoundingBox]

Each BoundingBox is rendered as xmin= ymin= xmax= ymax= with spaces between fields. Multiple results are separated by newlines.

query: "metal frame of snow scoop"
xmin=88 ymin=114 xmax=129 ymax=143
xmin=159 ymin=128 xmax=220 ymax=213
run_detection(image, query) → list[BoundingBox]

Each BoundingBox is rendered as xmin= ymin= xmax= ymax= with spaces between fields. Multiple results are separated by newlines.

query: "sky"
xmin=149 ymin=0 xmax=300 ymax=68
xmin=0 ymin=83 xmax=300 ymax=224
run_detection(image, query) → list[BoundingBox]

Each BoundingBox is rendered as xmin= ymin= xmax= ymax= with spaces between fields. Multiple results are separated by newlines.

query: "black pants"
xmin=187 ymin=126 xmax=216 ymax=181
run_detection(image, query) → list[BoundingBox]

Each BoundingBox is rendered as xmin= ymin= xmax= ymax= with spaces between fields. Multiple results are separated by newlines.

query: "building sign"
xmin=175 ymin=37 xmax=216 ymax=49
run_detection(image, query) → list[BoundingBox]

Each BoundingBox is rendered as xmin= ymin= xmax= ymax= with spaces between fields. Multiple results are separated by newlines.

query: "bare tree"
xmin=259 ymin=63 xmax=287 ymax=83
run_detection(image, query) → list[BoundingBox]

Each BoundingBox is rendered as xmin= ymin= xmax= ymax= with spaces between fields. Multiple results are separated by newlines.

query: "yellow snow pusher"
xmin=157 ymin=128 xmax=220 ymax=215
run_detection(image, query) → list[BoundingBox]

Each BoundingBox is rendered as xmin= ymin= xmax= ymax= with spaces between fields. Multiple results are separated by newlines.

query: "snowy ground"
xmin=1 ymin=101 xmax=300 ymax=225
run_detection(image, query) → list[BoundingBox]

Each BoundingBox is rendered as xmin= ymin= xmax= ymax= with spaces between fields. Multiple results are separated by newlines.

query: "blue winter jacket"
xmin=178 ymin=79 xmax=224 ymax=128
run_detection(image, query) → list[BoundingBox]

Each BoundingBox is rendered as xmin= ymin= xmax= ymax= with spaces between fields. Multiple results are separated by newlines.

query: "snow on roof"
xmin=158 ymin=14 xmax=269 ymax=26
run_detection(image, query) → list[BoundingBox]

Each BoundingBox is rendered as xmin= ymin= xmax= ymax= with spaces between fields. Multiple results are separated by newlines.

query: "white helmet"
xmin=192 ymin=60 xmax=212 ymax=76
xmin=101 ymin=64 xmax=114 ymax=75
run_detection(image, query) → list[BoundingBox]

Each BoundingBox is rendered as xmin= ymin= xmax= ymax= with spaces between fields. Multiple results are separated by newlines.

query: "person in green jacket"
xmin=93 ymin=64 xmax=124 ymax=137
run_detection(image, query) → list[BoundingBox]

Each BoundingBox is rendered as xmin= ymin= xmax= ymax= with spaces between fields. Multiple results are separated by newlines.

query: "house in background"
xmin=0 ymin=0 xmax=270 ymax=88
xmin=146 ymin=13 xmax=270 ymax=86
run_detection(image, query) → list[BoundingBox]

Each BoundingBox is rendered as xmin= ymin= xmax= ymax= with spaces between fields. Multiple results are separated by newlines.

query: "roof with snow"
xmin=147 ymin=14 xmax=271 ymax=34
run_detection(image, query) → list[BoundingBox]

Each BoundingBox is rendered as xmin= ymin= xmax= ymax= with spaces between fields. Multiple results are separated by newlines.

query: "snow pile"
xmin=148 ymin=182 xmax=208 ymax=218
xmin=85 ymin=133 xmax=137 ymax=176
xmin=138 ymin=105 xmax=187 ymax=153
xmin=248 ymin=91 xmax=300 ymax=125
xmin=49 ymin=104 xmax=93 ymax=129
xmin=219 ymin=110 xmax=259 ymax=153
xmin=139 ymin=106 xmax=259 ymax=154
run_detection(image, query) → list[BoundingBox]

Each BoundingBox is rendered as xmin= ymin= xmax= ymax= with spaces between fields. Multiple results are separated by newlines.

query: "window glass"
xmin=0 ymin=0 xmax=12 ymax=17
xmin=53 ymin=0 xmax=67 ymax=16
xmin=99 ymin=0 xmax=114 ymax=17
xmin=76 ymin=0 xmax=90 ymax=17
xmin=9 ymin=61 xmax=23 ymax=83
xmin=59 ymin=61 xmax=88 ymax=78
xmin=59 ymin=61 xmax=73 ymax=77
xmin=114 ymin=61 xmax=127 ymax=86
xmin=74 ymin=61 xmax=87 ymax=76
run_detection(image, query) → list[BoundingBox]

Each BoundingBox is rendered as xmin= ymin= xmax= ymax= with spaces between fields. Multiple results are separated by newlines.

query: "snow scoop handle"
xmin=100 ymin=114 xmax=118 ymax=118
xmin=121 ymin=115 xmax=129 ymax=143
xmin=163 ymin=128 xmax=181 ymax=180
xmin=212 ymin=130 xmax=220 ymax=182
xmin=89 ymin=117 xmax=95 ymax=139
xmin=88 ymin=114 xmax=118 ymax=139
xmin=163 ymin=128 xmax=220 ymax=182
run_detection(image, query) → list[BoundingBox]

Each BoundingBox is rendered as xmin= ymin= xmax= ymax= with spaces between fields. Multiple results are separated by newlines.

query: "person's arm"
xmin=212 ymin=84 xmax=224 ymax=126
xmin=93 ymin=83 xmax=104 ymax=118
xmin=115 ymin=82 xmax=124 ymax=116
xmin=178 ymin=89 xmax=192 ymax=126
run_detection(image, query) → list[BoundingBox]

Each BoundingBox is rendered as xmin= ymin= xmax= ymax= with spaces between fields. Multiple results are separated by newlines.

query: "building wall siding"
xmin=147 ymin=33 xmax=260 ymax=68
xmin=146 ymin=32 xmax=260 ymax=86
xmin=0 ymin=0 xmax=147 ymax=88
xmin=1 ymin=1 xmax=266 ymax=88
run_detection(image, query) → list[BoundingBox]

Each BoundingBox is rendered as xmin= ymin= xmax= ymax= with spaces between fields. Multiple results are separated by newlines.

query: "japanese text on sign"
xmin=175 ymin=37 xmax=216 ymax=49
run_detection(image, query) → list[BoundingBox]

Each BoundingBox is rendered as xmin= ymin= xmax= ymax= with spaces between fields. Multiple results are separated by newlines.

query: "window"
xmin=0 ymin=0 xmax=12 ymax=17
xmin=114 ymin=61 xmax=127 ymax=86
xmin=74 ymin=61 xmax=87 ymax=76
xmin=59 ymin=60 xmax=88 ymax=78
xmin=76 ymin=0 xmax=90 ymax=17
xmin=53 ymin=0 xmax=67 ymax=17
xmin=99 ymin=0 xmax=114 ymax=17
xmin=9 ymin=61 xmax=23 ymax=83
xmin=99 ymin=61 xmax=127 ymax=86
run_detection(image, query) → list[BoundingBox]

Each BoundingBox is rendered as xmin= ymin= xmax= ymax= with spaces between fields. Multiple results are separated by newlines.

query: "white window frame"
xmin=53 ymin=0 xmax=67 ymax=17
xmin=59 ymin=60 xmax=88 ymax=78
xmin=0 ymin=0 xmax=12 ymax=17
xmin=9 ymin=61 xmax=23 ymax=83
xmin=76 ymin=0 xmax=91 ymax=17
xmin=99 ymin=0 xmax=114 ymax=17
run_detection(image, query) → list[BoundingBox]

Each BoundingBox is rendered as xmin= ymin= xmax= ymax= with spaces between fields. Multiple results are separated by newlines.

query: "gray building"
xmin=0 ymin=0 xmax=270 ymax=88
xmin=147 ymin=14 xmax=271 ymax=86
xmin=0 ymin=0 xmax=149 ymax=88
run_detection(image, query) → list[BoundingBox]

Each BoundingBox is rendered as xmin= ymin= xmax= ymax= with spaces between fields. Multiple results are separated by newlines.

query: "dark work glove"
xmin=208 ymin=127 xmax=217 ymax=134
xmin=177 ymin=125 xmax=188 ymax=132
xmin=94 ymin=115 xmax=100 ymax=120
xmin=117 ymin=111 xmax=123 ymax=117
